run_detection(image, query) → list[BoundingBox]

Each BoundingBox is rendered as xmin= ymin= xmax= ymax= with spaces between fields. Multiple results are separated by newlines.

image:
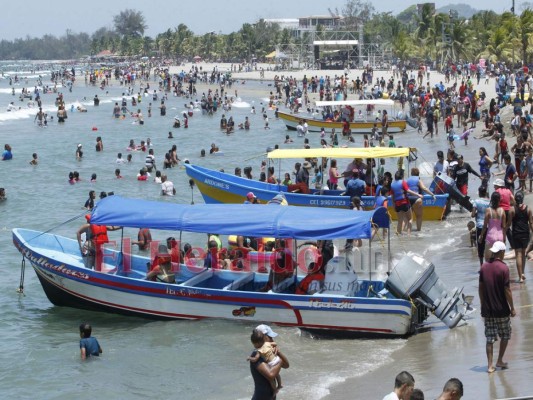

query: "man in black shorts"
xmin=478 ymin=241 xmax=516 ymax=373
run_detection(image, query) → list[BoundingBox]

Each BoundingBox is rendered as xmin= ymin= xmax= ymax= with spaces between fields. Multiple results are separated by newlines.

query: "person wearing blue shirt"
xmin=2 ymin=144 xmax=13 ymax=160
xmin=79 ymin=323 xmax=102 ymax=360
xmin=204 ymin=240 xmax=218 ymax=268
xmin=345 ymin=170 xmax=366 ymax=197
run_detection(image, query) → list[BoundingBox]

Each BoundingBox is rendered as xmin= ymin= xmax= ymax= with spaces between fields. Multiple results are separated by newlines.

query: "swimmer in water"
xmin=29 ymin=153 xmax=38 ymax=165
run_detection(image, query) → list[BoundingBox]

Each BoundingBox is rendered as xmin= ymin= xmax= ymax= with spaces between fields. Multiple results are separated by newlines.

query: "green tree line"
xmin=1 ymin=4 xmax=533 ymax=66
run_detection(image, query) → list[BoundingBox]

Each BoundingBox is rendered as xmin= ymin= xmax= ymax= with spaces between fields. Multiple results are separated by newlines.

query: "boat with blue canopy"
xmin=12 ymin=196 xmax=470 ymax=337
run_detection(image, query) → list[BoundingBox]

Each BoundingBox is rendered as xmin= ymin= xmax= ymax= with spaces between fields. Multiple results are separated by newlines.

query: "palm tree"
xmin=449 ymin=19 xmax=475 ymax=62
xmin=470 ymin=11 xmax=501 ymax=53
xmin=141 ymin=36 xmax=153 ymax=56
xmin=479 ymin=26 xmax=513 ymax=63
xmin=414 ymin=3 xmax=435 ymax=44
xmin=517 ymin=9 xmax=533 ymax=64
xmin=391 ymin=30 xmax=415 ymax=61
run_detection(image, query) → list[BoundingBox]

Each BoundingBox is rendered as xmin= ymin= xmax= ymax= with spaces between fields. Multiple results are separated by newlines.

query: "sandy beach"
xmin=173 ymin=62 xmax=533 ymax=399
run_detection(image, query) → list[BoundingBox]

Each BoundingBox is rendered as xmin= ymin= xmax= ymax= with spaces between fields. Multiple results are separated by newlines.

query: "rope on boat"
xmin=26 ymin=211 xmax=88 ymax=244
xmin=16 ymin=256 xmax=26 ymax=295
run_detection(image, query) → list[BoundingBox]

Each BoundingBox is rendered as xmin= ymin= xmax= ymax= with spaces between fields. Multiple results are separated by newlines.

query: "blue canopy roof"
xmin=90 ymin=196 xmax=390 ymax=240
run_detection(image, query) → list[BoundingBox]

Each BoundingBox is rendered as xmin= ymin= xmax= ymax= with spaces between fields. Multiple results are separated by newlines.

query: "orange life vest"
xmin=90 ymin=224 xmax=109 ymax=245
xmin=296 ymin=272 xmax=325 ymax=295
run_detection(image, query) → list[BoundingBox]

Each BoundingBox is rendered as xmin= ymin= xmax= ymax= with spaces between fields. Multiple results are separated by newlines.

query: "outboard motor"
xmin=385 ymin=254 xmax=466 ymax=329
xmin=434 ymin=171 xmax=473 ymax=212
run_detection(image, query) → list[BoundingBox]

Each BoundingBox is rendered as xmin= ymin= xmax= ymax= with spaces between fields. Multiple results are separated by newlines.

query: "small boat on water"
xmin=185 ymin=147 xmax=448 ymax=221
xmin=12 ymin=196 xmax=470 ymax=337
xmin=278 ymin=99 xmax=407 ymax=134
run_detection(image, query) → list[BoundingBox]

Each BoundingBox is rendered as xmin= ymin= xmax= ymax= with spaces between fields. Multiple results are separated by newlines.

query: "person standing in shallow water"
xmin=79 ymin=323 xmax=102 ymax=360
xmin=249 ymin=326 xmax=289 ymax=400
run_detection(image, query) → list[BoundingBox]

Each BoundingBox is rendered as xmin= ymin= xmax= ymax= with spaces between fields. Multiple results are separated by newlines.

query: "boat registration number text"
xmin=309 ymin=199 xmax=347 ymax=206
xmin=204 ymin=179 xmax=229 ymax=190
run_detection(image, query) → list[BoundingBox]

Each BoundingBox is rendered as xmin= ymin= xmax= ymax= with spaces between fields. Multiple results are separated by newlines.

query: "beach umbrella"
xmin=193 ymin=55 xmax=202 ymax=61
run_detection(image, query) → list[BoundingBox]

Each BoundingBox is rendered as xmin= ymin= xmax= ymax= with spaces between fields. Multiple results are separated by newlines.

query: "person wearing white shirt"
xmin=434 ymin=150 xmax=449 ymax=178
xmin=161 ymin=174 xmax=176 ymax=196
xmin=382 ymin=371 xmax=415 ymax=400
xmin=116 ymin=153 xmax=126 ymax=164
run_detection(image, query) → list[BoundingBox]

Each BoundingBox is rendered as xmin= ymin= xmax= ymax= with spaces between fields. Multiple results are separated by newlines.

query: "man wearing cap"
xmin=76 ymin=144 xmax=83 ymax=160
xmin=479 ymin=241 xmax=516 ymax=373
xmin=249 ymin=325 xmax=289 ymax=400
xmin=244 ymin=192 xmax=258 ymax=204
xmin=296 ymin=162 xmax=311 ymax=187
xmin=255 ymin=324 xmax=279 ymax=342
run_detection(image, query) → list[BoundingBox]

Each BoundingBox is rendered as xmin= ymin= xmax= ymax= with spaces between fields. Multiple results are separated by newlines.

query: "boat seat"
xmin=268 ymin=276 xmax=295 ymax=293
xmin=320 ymin=260 xmax=359 ymax=296
xmin=222 ymin=272 xmax=255 ymax=291
xmin=178 ymin=268 xmax=213 ymax=287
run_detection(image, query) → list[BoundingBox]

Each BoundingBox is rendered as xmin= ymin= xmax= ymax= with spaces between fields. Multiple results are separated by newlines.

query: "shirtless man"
xmin=34 ymin=107 xmax=44 ymax=126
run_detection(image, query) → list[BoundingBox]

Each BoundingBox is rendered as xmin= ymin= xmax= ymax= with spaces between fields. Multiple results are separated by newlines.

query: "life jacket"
xmin=90 ymin=224 xmax=109 ymax=245
xmin=295 ymin=272 xmax=325 ymax=295
xmin=391 ymin=179 xmax=408 ymax=206
xmin=391 ymin=179 xmax=406 ymax=201
xmin=406 ymin=176 xmax=420 ymax=193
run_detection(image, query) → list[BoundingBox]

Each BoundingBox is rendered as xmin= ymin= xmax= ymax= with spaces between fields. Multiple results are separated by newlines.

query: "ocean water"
xmin=0 ymin=65 xmax=482 ymax=399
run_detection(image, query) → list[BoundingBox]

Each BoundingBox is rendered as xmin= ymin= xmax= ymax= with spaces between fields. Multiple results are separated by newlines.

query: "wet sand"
xmin=324 ymin=261 xmax=533 ymax=400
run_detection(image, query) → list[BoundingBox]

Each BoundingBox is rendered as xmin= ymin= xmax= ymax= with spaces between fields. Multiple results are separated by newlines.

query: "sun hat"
xmin=489 ymin=241 xmax=506 ymax=253
xmin=255 ymin=324 xmax=278 ymax=338
xmin=77 ymin=144 xmax=82 ymax=148
xmin=493 ymin=178 xmax=505 ymax=187
xmin=246 ymin=192 xmax=256 ymax=199
xmin=303 ymin=161 xmax=312 ymax=169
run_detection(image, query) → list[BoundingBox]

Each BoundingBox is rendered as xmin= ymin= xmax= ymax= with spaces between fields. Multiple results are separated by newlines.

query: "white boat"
xmin=12 ymin=196 xmax=470 ymax=337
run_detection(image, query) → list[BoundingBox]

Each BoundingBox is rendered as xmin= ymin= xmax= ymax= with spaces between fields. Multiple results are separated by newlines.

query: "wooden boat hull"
xmin=12 ymin=229 xmax=415 ymax=337
xmin=277 ymin=111 xmax=407 ymax=134
xmin=186 ymin=164 xmax=447 ymax=221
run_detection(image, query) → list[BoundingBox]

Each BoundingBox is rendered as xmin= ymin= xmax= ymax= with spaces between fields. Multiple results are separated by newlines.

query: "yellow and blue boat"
xmin=185 ymin=147 xmax=448 ymax=221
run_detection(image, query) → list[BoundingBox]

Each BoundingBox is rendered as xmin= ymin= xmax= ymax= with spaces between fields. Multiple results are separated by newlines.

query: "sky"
xmin=0 ymin=0 xmax=516 ymax=40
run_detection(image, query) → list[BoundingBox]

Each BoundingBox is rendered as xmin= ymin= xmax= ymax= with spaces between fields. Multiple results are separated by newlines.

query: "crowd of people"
xmin=5 ymin=58 xmax=531 ymax=399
